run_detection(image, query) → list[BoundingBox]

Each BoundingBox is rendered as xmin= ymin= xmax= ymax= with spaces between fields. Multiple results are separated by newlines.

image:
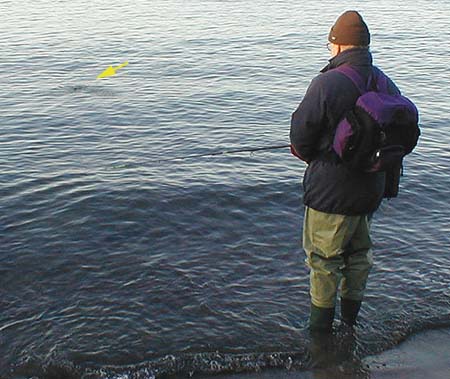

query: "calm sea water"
xmin=1 ymin=0 xmax=449 ymax=378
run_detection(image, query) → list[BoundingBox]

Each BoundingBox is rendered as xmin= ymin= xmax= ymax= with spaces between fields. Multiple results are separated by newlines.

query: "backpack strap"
xmin=334 ymin=65 xmax=388 ymax=95
xmin=372 ymin=66 xmax=390 ymax=94
xmin=334 ymin=65 xmax=368 ymax=94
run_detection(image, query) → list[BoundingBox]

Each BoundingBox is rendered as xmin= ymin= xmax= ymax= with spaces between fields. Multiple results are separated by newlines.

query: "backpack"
xmin=332 ymin=65 xmax=420 ymax=197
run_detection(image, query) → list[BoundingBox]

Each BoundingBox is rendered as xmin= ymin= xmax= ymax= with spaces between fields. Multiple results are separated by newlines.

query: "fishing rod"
xmin=108 ymin=144 xmax=291 ymax=170
xmin=156 ymin=144 xmax=292 ymax=163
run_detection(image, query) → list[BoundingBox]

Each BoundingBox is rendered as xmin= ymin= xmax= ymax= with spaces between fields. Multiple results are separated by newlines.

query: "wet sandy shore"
xmin=365 ymin=327 xmax=450 ymax=379
xmin=200 ymin=328 xmax=450 ymax=379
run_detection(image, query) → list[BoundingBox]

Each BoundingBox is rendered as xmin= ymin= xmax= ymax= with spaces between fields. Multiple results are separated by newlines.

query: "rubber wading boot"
xmin=309 ymin=303 xmax=335 ymax=333
xmin=307 ymin=329 xmax=334 ymax=368
xmin=341 ymin=298 xmax=362 ymax=326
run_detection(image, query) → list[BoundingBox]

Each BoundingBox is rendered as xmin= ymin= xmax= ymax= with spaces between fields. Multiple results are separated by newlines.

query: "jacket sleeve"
xmin=290 ymin=76 xmax=327 ymax=163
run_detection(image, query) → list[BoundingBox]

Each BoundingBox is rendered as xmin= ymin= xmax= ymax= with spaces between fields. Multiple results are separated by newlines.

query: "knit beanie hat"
xmin=328 ymin=11 xmax=370 ymax=46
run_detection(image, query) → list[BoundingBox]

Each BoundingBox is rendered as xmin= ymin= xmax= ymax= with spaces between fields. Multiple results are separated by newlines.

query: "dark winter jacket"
xmin=290 ymin=48 xmax=400 ymax=215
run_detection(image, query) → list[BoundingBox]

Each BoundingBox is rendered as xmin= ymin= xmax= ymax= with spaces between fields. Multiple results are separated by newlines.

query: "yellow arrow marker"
xmin=97 ymin=61 xmax=129 ymax=79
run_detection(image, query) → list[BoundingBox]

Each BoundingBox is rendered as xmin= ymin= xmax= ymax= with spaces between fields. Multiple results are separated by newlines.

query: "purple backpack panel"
xmin=332 ymin=65 xmax=420 ymax=172
xmin=357 ymin=91 xmax=419 ymax=130
xmin=333 ymin=117 xmax=353 ymax=158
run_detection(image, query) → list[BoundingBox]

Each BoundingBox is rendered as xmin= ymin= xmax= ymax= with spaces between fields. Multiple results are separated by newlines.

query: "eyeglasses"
xmin=326 ymin=42 xmax=332 ymax=51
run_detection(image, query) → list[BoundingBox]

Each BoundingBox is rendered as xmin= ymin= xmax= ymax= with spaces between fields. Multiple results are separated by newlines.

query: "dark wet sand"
xmin=365 ymin=328 xmax=450 ymax=379
xmin=202 ymin=328 xmax=450 ymax=379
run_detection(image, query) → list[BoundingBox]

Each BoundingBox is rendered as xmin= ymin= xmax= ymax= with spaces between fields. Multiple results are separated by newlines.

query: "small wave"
xmin=6 ymin=317 xmax=450 ymax=379
xmin=7 ymin=350 xmax=307 ymax=379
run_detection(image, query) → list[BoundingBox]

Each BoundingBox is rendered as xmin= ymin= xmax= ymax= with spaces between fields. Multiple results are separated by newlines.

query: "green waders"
xmin=303 ymin=207 xmax=373 ymax=331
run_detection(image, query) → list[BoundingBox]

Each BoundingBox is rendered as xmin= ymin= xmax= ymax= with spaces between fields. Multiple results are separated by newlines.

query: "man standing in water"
xmin=290 ymin=11 xmax=401 ymax=332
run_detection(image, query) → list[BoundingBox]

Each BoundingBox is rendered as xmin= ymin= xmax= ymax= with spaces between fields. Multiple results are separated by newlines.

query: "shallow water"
xmin=1 ymin=0 xmax=450 ymax=378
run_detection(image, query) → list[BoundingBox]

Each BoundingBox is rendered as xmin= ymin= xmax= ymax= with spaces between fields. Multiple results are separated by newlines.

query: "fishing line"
xmin=34 ymin=63 xmax=291 ymax=169
xmin=156 ymin=144 xmax=291 ymax=163
xmin=109 ymin=144 xmax=291 ymax=169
